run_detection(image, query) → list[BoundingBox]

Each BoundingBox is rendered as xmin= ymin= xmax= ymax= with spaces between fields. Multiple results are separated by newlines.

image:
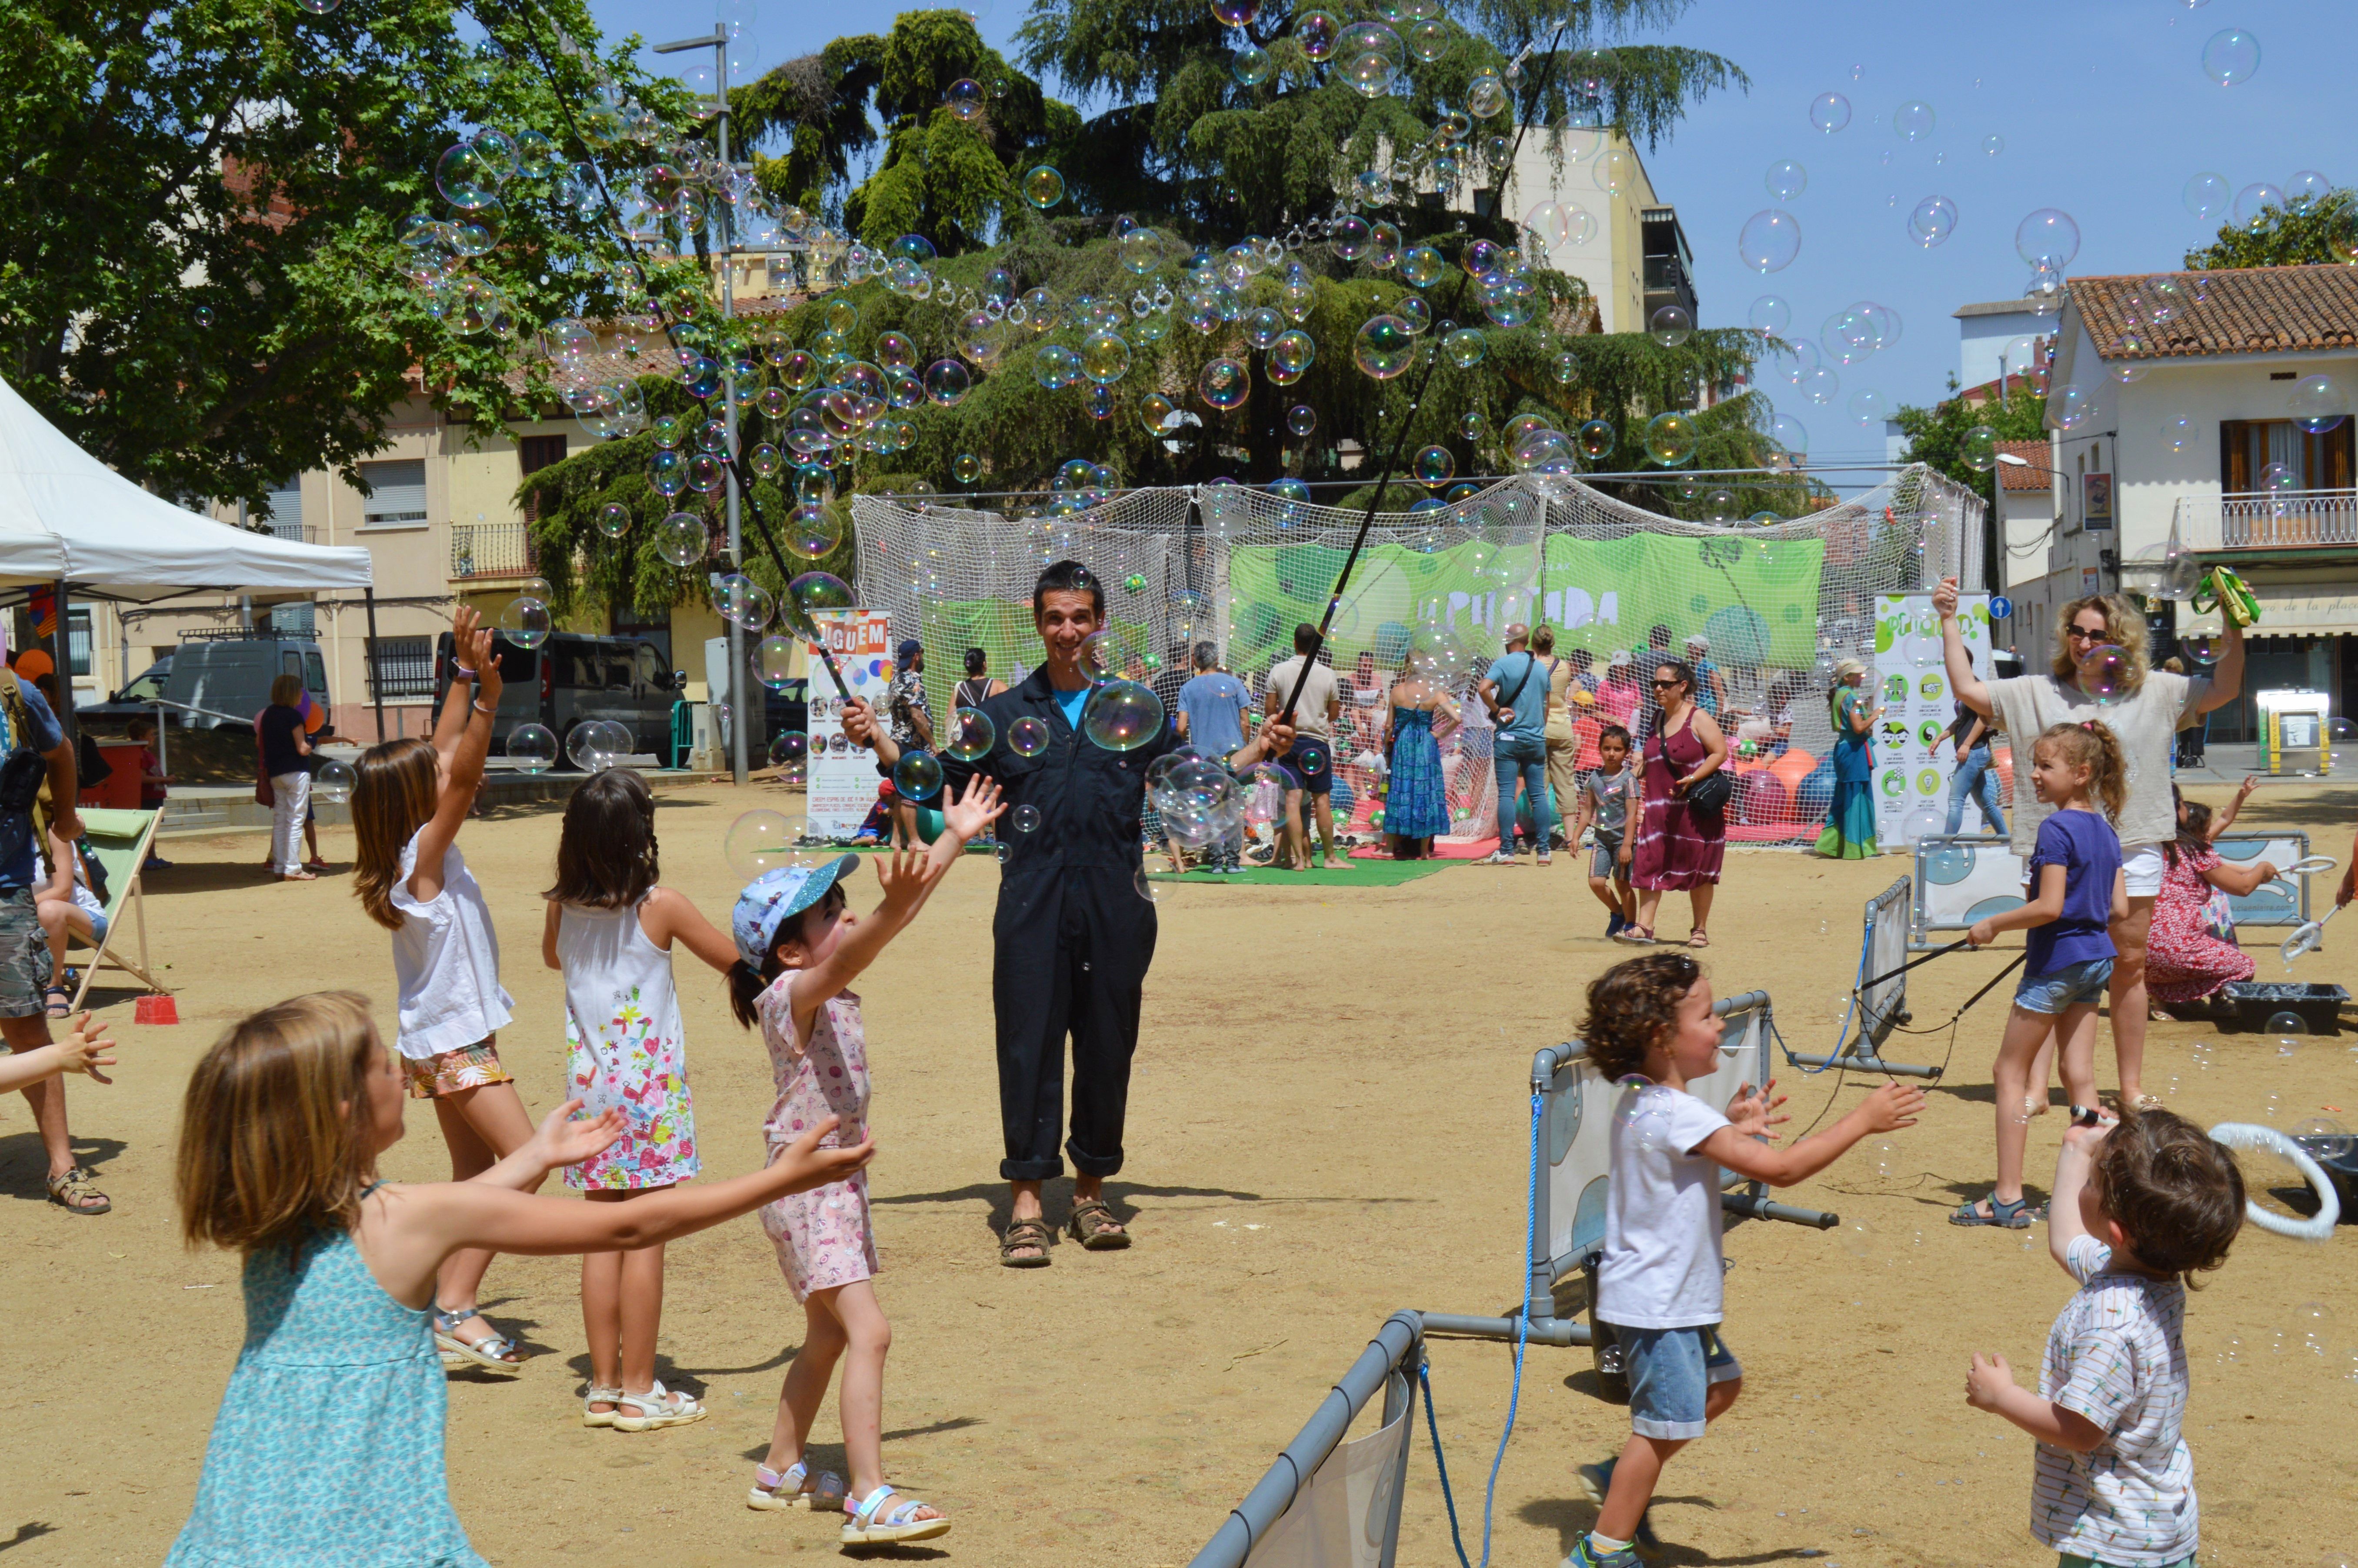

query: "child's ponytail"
xmin=729 ymin=957 xmax=777 ymax=1029
xmin=2034 ymin=719 xmax=2128 ymax=822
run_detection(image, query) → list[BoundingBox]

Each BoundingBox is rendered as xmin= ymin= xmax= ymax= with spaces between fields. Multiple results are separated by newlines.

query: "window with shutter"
xmin=357 ymin=459 xmax=428 ymax=527
xmin=263 ymin=478 xmax=304 ymax=535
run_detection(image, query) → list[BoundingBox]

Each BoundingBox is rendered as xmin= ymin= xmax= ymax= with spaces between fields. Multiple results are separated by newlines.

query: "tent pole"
xmin=50 ymin=577 xmax=77 ymax=763
xmin=365 ymin=589 xmax=385 ymax=743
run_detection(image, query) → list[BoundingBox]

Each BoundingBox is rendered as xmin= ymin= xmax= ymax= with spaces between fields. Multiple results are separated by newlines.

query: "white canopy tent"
xmin=0 ymin=374 xmax=374 ymax=601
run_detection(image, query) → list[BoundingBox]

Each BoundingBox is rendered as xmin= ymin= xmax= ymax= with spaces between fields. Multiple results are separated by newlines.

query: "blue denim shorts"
xmin=1611 ymin=1323 xmax=1741 ymax=1440
xmin=1588 ymin=831 xmax=1627 ymax=881
xmin=2014 ymin=957 xmax=2114 ymax=1016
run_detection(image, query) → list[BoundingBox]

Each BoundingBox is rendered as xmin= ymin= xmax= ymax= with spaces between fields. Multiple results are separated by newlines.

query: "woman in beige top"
xmin=1531 ymin=625 xmax=1580 ymax=852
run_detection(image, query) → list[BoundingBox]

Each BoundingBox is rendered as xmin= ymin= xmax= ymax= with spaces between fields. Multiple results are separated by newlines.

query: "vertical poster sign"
xmin=804 ymin=610 xmax=894 ymax=841
xmin=1873 ymin=594 xmax=1989 ymax=848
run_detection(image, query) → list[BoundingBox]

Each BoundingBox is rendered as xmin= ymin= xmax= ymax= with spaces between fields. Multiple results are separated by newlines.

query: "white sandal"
xmin=842 ymin=1484 xmax=951 ymax=1545
xmin=747 ymin=1459 xmax=846 ymax=1512
xmin=581 ymin=1386 xmax=623 ymax=1428
xmin=432 ymin=1305 xmax=524 ymax=1374
xmin=610 ymin=1380 xmax=706 ymax=1432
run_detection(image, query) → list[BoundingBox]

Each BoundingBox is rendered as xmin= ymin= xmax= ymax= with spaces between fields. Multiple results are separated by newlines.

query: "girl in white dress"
xmin=540 ymin=768 xmax=738 ymax=1431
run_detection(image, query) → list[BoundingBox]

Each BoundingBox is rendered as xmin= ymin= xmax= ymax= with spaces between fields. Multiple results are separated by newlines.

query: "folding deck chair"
xmin=63 ymin=807 xmax=165 ymax=1011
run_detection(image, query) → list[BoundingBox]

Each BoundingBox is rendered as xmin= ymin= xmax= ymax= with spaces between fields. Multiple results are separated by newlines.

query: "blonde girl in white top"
xmin=540 ymin=767 xmax=740 ymax=1431
xmin=350 ymin=605 xmax=531 ymax=1372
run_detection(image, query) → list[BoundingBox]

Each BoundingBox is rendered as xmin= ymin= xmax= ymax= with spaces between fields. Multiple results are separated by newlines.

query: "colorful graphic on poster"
xmin=1873 ymin=594 xmax=1989 ymax=848
xmin=804 ymin=610 xmax=894 ymax=841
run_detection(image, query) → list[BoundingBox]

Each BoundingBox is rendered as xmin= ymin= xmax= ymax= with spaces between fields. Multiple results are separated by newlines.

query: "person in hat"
xmin=844 ymin=561 xmax=1272 ymax=1267
xmin=727 ymin=776 xmax=1001 ymax=1541
xmin=879 ymin=641 xmax=933 ymax=844
xmin=1683 ymin=634 xmax=1726 ymax=720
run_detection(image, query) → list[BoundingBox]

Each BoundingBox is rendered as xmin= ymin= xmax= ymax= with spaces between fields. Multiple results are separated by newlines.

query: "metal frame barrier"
xmin=1786 ymin=877 xmax=1941 ymax=1078
xmin=1911 ymin=831 xmax=2313 ymax=944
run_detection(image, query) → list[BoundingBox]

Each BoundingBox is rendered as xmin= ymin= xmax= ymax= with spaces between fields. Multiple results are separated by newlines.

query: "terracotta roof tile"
xmin=2070 ymin=266 xmax=2358 ymax=359
xmin=1994 ymin=440 xmax=2050 ymax=491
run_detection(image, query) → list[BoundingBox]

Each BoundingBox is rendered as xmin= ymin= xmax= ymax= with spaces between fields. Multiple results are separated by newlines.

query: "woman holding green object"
xmin=1814 ymin=660 xmax=1881 ymax=859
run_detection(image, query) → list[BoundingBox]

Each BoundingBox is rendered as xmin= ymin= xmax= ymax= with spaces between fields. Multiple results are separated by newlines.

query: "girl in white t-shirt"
xmin=1564 ymin=952 xmax=1924 ymax=1568
xmin=350 ymin=605 xmax=530 ymax=1372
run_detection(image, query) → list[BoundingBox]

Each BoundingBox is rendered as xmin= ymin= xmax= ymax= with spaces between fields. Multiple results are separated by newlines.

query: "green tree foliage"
xmin=0 ymin=0 xmax=686 ymax=510
xmin=1016 ymin=0 xmax=1743 ymax=233
xmin=2185 ymin=188 xmax=2358 ymax=270
xmin=731 ymin=12 xmax=1074 ymax=253
xmin=1893 ymin=377 xmax=2048 ymax=492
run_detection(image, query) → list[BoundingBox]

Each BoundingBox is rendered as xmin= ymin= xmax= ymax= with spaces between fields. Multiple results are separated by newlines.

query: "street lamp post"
xmin=654 ymin=27 xmax=748 ymax=786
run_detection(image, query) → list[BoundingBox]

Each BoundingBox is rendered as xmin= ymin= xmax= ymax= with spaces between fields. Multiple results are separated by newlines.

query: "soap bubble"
xmin=946 ymin=707 xmax=995 ymax=762
xmin=944 ymin=78 xmax=984 ymax=120
xmin=1008 ymin=716 xmax=1050 ymax=757
xmin=1764 ymin=160 xmax=1807 ymax=200
xmin=1769 ymin=414 xmax=1807 ymax=454
xmin=1268 ymin=330 xmax=1316 ymax=383
xmin=769 ymin=731 xmax=809 ymax=769
xmin=506 ymin=722 xmax=557 ymax=774
xmin=310 ymin=758 xmax=356 ymax=805
xmin=1648 ymin=304 xmax=1693 ymax=347
xmin=756 ymin=635 xmax=800 ymax=692
xmin=1892 ymin=100 xmax=1934 ymax=140
xmin=567 ymin=718 xmax=630 ymax=773
xmin=1962 ymin=426 xmax=1998 ymax=472
xmin=1443 ymin=327 xmax=1487 ymax=368
xmin=1802 ymin=367 xmax=1838 ymax=405
xmin=2075 ymin=643 xmax=2130 ymax=704
xmin=2183 ymin=172 xmax=2230 ymax=221
xmin=1907 ymin=194 xmax=1958 ymax=247
xmin=1354 ymin=316 xmax=1416 ymax=379
xmin=1808 ymin=91 xmax=1851 ymax=133
xmin=1232 ymin=43 xmax=1271 ymax=85
xmin=1748 ymin=294 xmax=1791 ymax=334
xmin=2200 ymin=27 xmax=2259 ymax=86
xmin=1838 ymin=1219 xmax=1876 ymax=1260
xmin=1081 ymin=628 xmax=1137 ymax=683
xmin=787 ymin=504 xmax=842 ymax=560
xmin=656 ymin=512 xmax=708 ymax=567
xmin=2287 ymin=170 xmax=2333 ymax=214
xmin=724 ymin=810 xmax=796 ymax=878
xmin=1615 ymin=1078 xmax=1672 ymax=1153
xmin=2293 ymin=1118 xmax=2354 ymax=1160
xmin=780 ymin=572 xmax=855 ymax=640
xmin=925 ymin=358 xmax=973 ymax=405
xmin=1080 ymin=331 xmax=1132 ymax=385
xmin=2179 ymin=632 xmax=2222 ymax=667
xmin=1983 ymin=134 xmax=2004 ymax=158
xmin=1021 ymin=165 xmax=1065 ymax=209
xmin=1738 ymin=209 xmax=1801 ymax=273
xmin=1413 ymin=445 xmax=1456 ymax=484
xmin=893 ymin=750 xmax=944 ymax=801
xmin=1288 ymin=404 xmax=1318 ymax=437
xmin=1644 ymin=412 xmax=1697 ymax=467
xmin=498 ymin=594 xmax=551 ymax=648
xmin=1083 ymin=680 xmax=1164 ymax=751
xmin=1577 ymin=419 xmax=1615 ymax=459
xmin=1199 ymin=356 xmax=1250 ymax=409
xmin=2232 ymin=181 xmax=2284 ymax=232
xmin=2015 ymin=207 xmax=2081 ymax=269
xmin=714 ymin=573 xmax=774 ymax=632
xmin=1012 ymin=802 xmax=1042 ymax=833
xmin=2266 ymin=1011 xmax=2306 ymax=1035
xmin=2162 ymin=416 xmax=2198 ymax=453
xmin=2289 ymin=374 xmax=2350 ymax=435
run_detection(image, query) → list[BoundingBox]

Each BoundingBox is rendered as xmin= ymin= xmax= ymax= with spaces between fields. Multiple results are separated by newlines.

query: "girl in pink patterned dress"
xmin=542 ymin=769 xmax=741 ymax=1434
xmin=728 ymin=776 xmax=1002 ymax=1547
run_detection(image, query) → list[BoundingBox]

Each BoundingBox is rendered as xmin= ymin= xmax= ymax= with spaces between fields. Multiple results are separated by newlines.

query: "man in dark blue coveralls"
xmin=847 ymin=561 xmax=1291 ymax=1267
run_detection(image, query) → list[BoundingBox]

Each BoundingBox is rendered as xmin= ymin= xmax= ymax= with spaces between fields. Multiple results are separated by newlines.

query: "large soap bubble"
xmin=1891 ymin=100 xmax=1934 ymax=141
xmin=1648 ymin=305 xmax=1692 ymax=347
xmin=2182 ymin=173 xmax=2229 ymax=220
xmin=656 ymin=511 xmax=708 ymax=567
xmin=498 ymin=594 xmax=551 ymax=649
xmin=2289 ymin=374 xmax=2350 ymax=435
xmin=1021 ymin=165 xmax=1065 ymax=209
xmin=1764 ymin=160 xmax=1806 ymax=200
xmin=1737 ymin=209 xmax=1801 ymax=273
xmin=893 ymin=750 xmax=944 ymax=801
xmin=724 ymin=809 xmax=796 ymax=878
xmin=780 ymin=572 xmax=855 ymax=640
xmin=2199 ymin=27 xmax=2259 ymax=86
xmin=567 ymin=718 xmax=631 ymax=772
xmin=1353 ymin=315 xmax=1415 ymax=379
xmin=1907 ymin=195 xmax=1958 ymax=248
xmin=2014 ymin=208 xmax=2081 ymax=269
xmin=1808 ymin=91 xmax=1851 ymax=133
xmin=1199 ymin=357 xmax=1250 ymax=409
xmin=946 ymin=707 xmax=995 ymax=761
xmin=2075 ymin=644 xmax=2130 ymax=705
xmin=1008 ymin=716 xmax=1050 ymax=757
xmin=1644 ymin=411 xmax=1698 ymax=467
xmin=1082 ymin=680 xmax=1164 ymax=751
xmin=507 ymin=722 xmax=557 ymax=774
xmin=1961 ymin=425 xmax=1998 ymax=472
xmin=311 ymin=758 xmax=357 ymax=805
xmin=1748 ymin=294 xmax=1791 ymax=334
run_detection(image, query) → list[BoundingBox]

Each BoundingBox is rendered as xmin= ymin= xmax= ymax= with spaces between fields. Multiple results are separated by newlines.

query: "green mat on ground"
xmin=1149 ymin=856 xmax=1451 ymax=886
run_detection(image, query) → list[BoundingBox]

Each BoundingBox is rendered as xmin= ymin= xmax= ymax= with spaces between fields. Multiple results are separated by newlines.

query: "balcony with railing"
xmin=450 ymin=520 xmax=537 ymax=581
xmin=262 ymin=519 xmax=319 ymax=544
xmin=2170 ymin=490 xmax=2358 ymax=552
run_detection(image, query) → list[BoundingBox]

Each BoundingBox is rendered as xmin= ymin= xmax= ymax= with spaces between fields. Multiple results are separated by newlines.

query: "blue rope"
xmin=1418 ymin=1361 xmax=1473 ymax=1568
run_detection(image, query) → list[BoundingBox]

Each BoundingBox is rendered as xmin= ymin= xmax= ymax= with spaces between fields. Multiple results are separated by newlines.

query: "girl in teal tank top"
xmin=169 ymin=992 xmax=878 ymax=1566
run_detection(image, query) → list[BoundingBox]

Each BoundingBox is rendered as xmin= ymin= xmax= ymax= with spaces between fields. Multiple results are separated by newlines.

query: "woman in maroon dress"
xmin=1621 ymin=660 xmax=1730 ymax=948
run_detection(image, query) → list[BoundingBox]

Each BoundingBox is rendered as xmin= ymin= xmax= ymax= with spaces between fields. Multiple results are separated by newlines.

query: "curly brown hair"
xmin=2093 ymin=1108 xmax=2245 ymax=1283
xmin=2032 ymin=720 xmax=2127 ymax=823
xmin=1579 ymin=951 xmax=1702 ymax=1081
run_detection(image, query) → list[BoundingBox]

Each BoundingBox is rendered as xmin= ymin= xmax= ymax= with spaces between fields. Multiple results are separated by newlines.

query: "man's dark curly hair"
xmin=1579 ymin=952 xmax=1702 ymax=1081
xmin=2092 ymin=1108 xmax=2245 ymax=1283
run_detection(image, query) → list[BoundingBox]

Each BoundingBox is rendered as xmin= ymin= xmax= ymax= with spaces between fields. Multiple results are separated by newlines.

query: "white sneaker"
xmin=1481 ymin=850 xmax=1520 ymax=865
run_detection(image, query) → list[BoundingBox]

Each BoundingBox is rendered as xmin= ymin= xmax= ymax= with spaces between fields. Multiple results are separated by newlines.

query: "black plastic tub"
xmin=2217 ymin=980 xmax=2350 ymax=1036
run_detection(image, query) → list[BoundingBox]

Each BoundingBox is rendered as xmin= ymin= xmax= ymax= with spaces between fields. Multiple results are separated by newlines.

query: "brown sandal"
xmin=46 ymin=1165 xmax=110 ymax=1215
xmin=1688 ymin=929 xmax=1710 ymax=949
xmin=1067 ymin=1198 xmax=1132 ymax=1251
xmin=998 ymin=1217 xmax=1052 ymax=1268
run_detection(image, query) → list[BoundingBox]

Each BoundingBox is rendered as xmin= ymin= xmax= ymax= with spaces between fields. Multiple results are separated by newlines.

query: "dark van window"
xmin=604 ymin=652 xmax=632 ymax=690
xmin=557 ymin=645 xmax=604 ymax=690
xmin=495 ymin=644 xmax=537 ymax=683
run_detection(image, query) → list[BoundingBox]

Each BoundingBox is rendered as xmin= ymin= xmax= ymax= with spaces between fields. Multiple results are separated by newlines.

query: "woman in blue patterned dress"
xmin=1814 ymin=660 xmax=1882 ymax=859
xmin=1381 ymin=664 xmax=1457 ymax=858
xmin=167 ymin=992 xmax=873 ymax=1567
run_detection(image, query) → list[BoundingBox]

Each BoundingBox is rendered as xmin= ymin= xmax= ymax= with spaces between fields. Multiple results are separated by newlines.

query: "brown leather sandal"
xmin=998 ymin=1217 xmax=1052 ymax=1268
xmin=1067 ymin=1198 xmax=1132 ymax=1251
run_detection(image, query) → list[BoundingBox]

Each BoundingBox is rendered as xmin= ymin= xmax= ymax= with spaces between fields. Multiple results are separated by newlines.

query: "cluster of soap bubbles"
xmin=566 ymin=718 xmax=635 ymax=772
xmin=2183 ymin=167 xmax=2341 ymax=237
xmin=1145 ymin=749 xmax=1250 ymax=852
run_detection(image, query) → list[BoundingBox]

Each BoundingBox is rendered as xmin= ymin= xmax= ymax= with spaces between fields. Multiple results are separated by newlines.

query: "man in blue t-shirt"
xmin=0 ymin=668 xmax=99 ymax=1214
xmin=1479 ymin=623 xmax=1554 ymax=865
xmin=1174 ymin=643 xmax=1248 ymax=756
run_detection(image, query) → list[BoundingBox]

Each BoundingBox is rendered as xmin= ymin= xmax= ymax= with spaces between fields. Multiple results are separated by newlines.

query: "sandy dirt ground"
xmin=3 ymin=777 xmax=2354 ymax=1568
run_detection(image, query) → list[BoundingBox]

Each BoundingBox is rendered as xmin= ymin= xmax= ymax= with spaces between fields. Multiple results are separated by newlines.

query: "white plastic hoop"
xmin=2281 ymin=854 xmax=2339 ymax=876
xmin=2209 ymin=1122 xmax=2342 ymax=1241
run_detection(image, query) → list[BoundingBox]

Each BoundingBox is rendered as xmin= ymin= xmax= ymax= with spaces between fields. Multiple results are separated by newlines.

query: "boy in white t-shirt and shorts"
xmin=1964 ymin=1111 xmax=2243 ymax=1568
xmin=1567 ymin=953 xmax=1924 ymax=1568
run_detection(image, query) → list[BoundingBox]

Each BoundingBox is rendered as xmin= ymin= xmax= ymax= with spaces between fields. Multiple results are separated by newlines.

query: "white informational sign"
xmin=1872 ymin=594 xmax=1989 ymax=849
xmin=804 ymin=610 xmax=894 ymax=841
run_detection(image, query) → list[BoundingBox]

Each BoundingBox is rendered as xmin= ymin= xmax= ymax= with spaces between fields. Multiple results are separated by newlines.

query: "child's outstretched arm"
xmin=1964 ymin=1352 xmax=2105 ymax=1452
xmin=430 ymin=605 xmax=491 ymax=761
xmin=641 ymin=886 xmax=741 ymax=975
xmin=0 ymin=1013 xmax=116 ymax=1094
xmin=1698 ymin=1080 xmax=1924 ymax=1188
xmin=2046 ymin=1121 xmax=2108 ymax=1273
xmin=1967 ymin=861 xmax=2066 ymax=946
xmin=410 ymin=610 xmax=501 ymax=901
xmin=466 ymin=1098 xmax=627 ymax=1191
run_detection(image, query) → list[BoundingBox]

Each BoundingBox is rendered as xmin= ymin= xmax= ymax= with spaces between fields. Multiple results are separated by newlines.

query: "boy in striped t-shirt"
xmin=1964 ymin=1111 xmax=2246 ymax=1568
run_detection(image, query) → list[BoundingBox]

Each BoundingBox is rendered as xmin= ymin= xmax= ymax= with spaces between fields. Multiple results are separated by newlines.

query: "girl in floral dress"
xmin=543 ymin=769 xmax=740 ymax=1432
xmin=729 ymin=776 xmax=1001 ymax=1545
xmin=2144 ymin=798 xmax=2276 ymax=1010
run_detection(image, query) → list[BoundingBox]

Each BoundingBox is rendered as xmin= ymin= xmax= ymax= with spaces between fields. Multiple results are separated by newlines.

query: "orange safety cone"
xmin=134 ymin=994 xmax=179 ymax=1025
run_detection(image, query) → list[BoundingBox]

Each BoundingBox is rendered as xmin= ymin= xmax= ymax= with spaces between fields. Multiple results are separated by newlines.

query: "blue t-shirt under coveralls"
xmin=2024 ymin=808 xmax=2120 ymax=976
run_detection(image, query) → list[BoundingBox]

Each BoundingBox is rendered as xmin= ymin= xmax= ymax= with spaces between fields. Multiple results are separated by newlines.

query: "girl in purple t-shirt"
xmin=1954 ymin=722 xmax=2129 ymax=1229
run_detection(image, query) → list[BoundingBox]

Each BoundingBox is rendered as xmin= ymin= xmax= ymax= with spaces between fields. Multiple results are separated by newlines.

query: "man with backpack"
xmin=1480 ymin=622 xmax=1554 ymax=866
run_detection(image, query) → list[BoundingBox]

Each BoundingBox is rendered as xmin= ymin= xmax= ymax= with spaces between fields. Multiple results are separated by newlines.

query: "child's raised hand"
xmin=1964 ymin=1351 xmax=2016 ymax=1412
xmin=872 ymin=843 xmax=937 ymax=910
xmin=1724 ymin=1079 xmax=1789 ymax=1140
xmin=530 ymin=1100 xmax=626 ymax=1168
xmin=940 ymin=775 xmax=1006 ymax=841
xmin=56 ymin=1013 xmax=118 ymax=1084
xmin=1859 ymin=1081 xmax=1926 ymax=1131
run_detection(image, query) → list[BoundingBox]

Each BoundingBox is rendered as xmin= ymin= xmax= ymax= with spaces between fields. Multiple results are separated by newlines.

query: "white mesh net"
xmin=849 ymin=466 xmax=1984 ymax=843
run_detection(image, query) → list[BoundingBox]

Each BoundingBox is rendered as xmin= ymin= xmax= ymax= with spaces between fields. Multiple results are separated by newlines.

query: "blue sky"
xmin=585 ymin=0 xmax=2358 ymax=472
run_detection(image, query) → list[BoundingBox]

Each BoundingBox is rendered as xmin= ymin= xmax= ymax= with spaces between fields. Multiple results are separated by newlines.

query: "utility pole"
xmin=655 ymin=25 xmax=748 ymax=786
